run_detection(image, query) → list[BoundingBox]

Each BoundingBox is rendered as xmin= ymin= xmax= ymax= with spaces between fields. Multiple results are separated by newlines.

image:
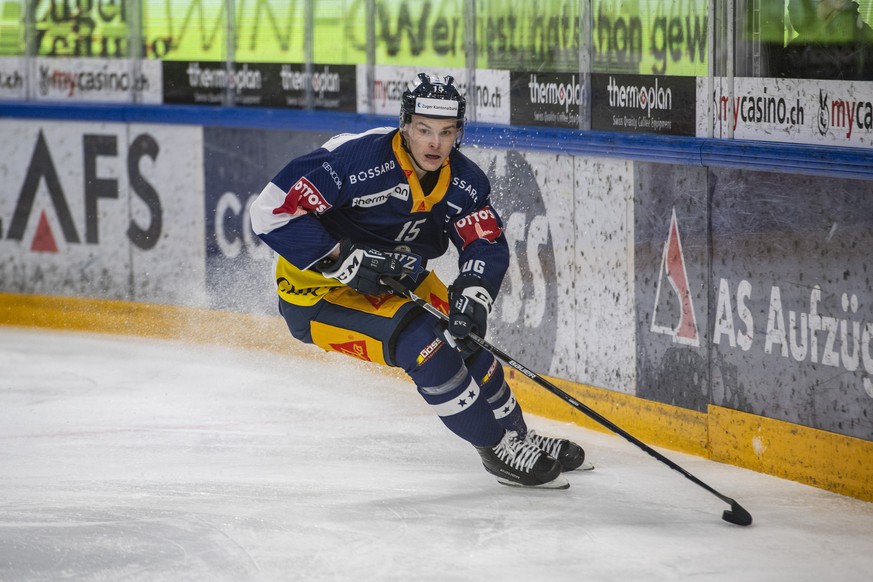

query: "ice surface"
xmin=1 ymin=327 xmax=872 ymax=581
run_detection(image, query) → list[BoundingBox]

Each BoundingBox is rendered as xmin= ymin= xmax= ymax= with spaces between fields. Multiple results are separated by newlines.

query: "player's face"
xmin=403 ymin=116 xmax=459 ymax=176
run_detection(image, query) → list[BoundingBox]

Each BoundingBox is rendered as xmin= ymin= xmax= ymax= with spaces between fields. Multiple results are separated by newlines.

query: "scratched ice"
xmin=1 ymin=327 xmax=872 ymax=582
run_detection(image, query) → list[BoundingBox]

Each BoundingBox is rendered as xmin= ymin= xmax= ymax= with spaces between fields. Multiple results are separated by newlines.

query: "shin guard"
xmin=393 ymin=315 xmax=503 ymax=448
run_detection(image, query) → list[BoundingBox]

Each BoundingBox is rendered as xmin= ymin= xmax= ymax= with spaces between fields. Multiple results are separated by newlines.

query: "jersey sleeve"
xmin=448 ymin=167 xmax=510 ymax=297
xmin=250 ymin=147 xmax=347 ymax=269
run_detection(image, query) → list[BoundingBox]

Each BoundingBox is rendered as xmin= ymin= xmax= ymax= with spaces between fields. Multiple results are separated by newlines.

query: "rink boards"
xmin=1 ymin=116 xmax=872 ymax=502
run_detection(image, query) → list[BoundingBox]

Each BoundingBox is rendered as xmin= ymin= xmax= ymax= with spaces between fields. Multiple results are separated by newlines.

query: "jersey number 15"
xmin=396 ymin=218 xmax=427 ymax=243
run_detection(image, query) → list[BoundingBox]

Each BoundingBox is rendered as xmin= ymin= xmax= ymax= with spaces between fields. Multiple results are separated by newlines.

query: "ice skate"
xmin=476 ymin=431 xmax=569 ymax=489
xmin=526 ymin=430 xmax=589 ymax=472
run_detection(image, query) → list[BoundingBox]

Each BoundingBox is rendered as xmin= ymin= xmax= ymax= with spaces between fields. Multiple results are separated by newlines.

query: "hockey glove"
xmin=447 ymin=276 xmax=494 ymax=357
xmin=318 ymin=240 xmax=415 ymax=296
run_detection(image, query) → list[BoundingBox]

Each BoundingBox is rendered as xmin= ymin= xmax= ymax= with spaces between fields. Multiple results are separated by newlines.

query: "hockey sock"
xmin=416 ymin=366 xmax=504 ymax=447
xmin=465 ymin=350 xmax=528 ymax=438
xmin=394 ymin=315 xmax=504 ymax=448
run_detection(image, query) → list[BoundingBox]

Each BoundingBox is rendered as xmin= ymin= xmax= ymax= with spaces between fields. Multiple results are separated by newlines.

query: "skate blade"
xmin=496 ymin=474 xmax=570 ymax=490
xmin=560 ymin=460 xmax=595 ymax=473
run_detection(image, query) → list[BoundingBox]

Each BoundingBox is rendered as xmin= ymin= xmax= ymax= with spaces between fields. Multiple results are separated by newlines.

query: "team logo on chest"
xmin=351 ymin=184 xmax=410 ymax=208
xmin=349 ymin=160 xmax=396 ymax=184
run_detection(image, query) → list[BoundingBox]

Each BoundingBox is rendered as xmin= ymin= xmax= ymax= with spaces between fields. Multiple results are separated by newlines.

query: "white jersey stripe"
xmin=250 ymin=182 xmax=293 ymax=235
xmin=321 ymin=126 xmax=395 ymax=152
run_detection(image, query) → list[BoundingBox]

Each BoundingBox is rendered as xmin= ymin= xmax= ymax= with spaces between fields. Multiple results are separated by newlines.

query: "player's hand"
xmin=447 ymin=276 xmax=493 ymax=356
xmin=319 ymin=240 xmax=417 ymax=296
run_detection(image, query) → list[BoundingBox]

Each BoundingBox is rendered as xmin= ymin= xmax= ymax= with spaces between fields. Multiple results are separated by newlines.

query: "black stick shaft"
xmin=383 ymin=277 xmax=752 ymax=526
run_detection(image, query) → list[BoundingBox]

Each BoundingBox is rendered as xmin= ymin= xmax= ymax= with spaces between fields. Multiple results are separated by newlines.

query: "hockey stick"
xmin=382 ymin=276 xmax=753 ymax=527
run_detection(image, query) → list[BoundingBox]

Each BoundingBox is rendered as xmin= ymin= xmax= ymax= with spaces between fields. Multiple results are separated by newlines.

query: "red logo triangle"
xmin=31 ymin=211 xmax=59 ymax=253
xmin=363 ymin=294 xmax=392 ymax=308
xmin=329 ymin=340 xmax=372 ymax=361
xmin=651 ymin=208 xmax=699 ymax=346
xmin=429 ymin=293 xmax=450 ymax=315
xmin=666 ymin=217 xmax=698 ymax=343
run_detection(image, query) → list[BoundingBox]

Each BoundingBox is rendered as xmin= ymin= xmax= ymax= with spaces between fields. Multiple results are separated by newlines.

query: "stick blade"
xmin=722 ymin=500 xmax=753 ymax=526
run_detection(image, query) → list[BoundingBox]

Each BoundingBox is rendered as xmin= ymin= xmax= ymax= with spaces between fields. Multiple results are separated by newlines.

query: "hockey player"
xmin=250 ymin=73 xmax=585 ymax=489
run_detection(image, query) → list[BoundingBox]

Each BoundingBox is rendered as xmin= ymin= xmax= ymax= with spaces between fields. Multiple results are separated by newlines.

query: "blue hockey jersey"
xmin=250 ymin=127 xmax=509 ymax=305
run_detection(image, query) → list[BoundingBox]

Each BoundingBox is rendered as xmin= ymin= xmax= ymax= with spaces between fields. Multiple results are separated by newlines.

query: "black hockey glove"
xmin=318 ymin=240 xmax=415 ymax=296
xmin=446 ymin=276 xmax=494 ymax=357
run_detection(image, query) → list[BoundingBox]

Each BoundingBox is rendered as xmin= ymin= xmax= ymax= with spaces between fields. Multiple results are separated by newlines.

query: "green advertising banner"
xmin=0 ymin=1 xmax=24 ymax=55
xmin=476 ymin=0 xmax=582 ymax=72
xmin=29 ymin=0 xmax=131 ymax=57
xmin=20 ymin=0 xmax=873 ymax=79
xmin=592 ymin=0 xmax=708 ymax=76
xmin=20 ymin=0 xmax=587 ymax=70
xmin=143 ymin=0 xmax=470 ymax=65
xmin=346 ymin=0 xmax=468 ymax=67
xmin=11 ymin=0 xmax=723 ymax=77
xmin=141 ymin=0 xmax=229 ymax=61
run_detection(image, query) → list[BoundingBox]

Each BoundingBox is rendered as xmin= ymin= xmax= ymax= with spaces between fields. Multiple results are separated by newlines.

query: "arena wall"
xmin=1 ymin=105 xmax=872 ymax=502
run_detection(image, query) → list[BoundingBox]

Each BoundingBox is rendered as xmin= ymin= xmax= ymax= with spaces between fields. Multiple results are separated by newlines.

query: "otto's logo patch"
xmin=454 ymin=206 xmax=502 ymax=249
xmin=273 ymin=177 xmax=331 ymax=217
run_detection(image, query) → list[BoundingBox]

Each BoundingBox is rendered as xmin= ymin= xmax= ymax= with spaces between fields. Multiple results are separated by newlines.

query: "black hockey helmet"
xmin=400 ymin=73 xmax=466 ymax=137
